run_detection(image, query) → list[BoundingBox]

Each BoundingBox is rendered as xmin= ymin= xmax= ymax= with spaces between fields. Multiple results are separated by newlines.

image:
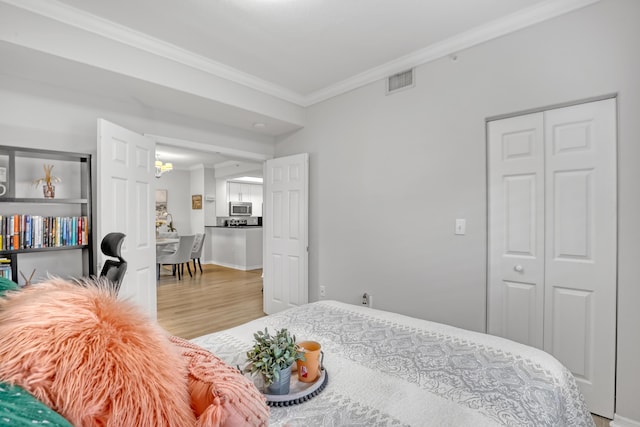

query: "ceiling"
xmin=0 ymin=0 xmax=599 ymax=169
xmin=155 ymin=144 xmax=225 ymax=171
xmin=52 ymin=0 xmax=559 ymax=99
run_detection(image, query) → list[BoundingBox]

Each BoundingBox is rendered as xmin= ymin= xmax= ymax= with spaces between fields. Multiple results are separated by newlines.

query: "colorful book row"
xmin=0 ymin=215 xmax=89 ymax=251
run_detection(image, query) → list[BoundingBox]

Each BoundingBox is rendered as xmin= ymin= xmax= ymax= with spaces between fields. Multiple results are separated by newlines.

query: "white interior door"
xmin=542 ymin=99 xmax=616 ymax=418
xmin=97 ymin=119 xmax=157 ymax=319
xmin=487 ymin=113 xmax=545 ymax=349
xmin=263 ymin=153 xmax=308 ymax=315
xmin=487 ymin=98 xmax=617 ymax=417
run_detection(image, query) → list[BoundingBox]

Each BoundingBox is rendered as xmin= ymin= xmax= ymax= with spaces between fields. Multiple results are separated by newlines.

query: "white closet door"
xmin=543 ymin=99 xmax=616 ymax=418
xmin=487 ymin=98 xmax=616 ymax=417
xmin=488 ymin=113 xmax=545 ymax=349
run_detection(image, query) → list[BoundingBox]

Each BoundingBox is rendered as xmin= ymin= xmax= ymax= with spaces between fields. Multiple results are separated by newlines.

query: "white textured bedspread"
xmin=191 ymin=301 xmax=594 ymax=427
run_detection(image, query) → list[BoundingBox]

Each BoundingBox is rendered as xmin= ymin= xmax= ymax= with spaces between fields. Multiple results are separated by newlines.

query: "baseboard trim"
xmin=206 ymin=260 xmax=262 ymax=271
xmin=611 ymin=414 xmax=640 ymax=427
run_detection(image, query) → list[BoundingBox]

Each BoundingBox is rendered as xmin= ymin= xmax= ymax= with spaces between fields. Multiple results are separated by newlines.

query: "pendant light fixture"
xmin=155 ymin=155 xmax=173 ymax=178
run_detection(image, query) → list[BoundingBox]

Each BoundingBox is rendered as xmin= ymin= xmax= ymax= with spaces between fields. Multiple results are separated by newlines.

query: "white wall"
xmin=0 ymin=72 xmax=277 ymax=157
xmin=0 ymin=70 xmax=276 ymax=272
xmin=203 ymin=167 xmax=216 ymax=227
xmin=189 ymin=165 xmax=205 ymax=235
xmin=215 ymin=179 xmax=229 ymax=218
xmin=155 ymin=170 xmax=191 ymax=235
xmin=275 ymin=0 xmax=640 ymax=422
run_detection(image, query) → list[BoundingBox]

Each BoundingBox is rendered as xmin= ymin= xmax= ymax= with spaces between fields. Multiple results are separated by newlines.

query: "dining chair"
xmin=156 ymin=235 xmax=195 ymax=280
xmin=190 ymin=233 xmax=205 ymax=274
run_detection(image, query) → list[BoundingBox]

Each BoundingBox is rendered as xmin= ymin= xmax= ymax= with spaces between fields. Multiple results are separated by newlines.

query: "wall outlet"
xmin=319 ymin=285 xmax=326 ymax=297
xmin=362 ymin=292 xmax=370 ymax=307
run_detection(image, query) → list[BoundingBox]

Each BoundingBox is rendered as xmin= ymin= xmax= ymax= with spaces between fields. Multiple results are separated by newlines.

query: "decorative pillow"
xmin=0 ymin=382 xmax=73 ymax=427
xmin=169 ymin=335 xmax=269 ymax=427
xmin=0 ymin=278 xmax=196 ymax=427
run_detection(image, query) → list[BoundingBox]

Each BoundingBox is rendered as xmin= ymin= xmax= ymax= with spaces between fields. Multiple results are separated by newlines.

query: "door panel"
xmin=543 ymin=99 xmax=616 ymax=417
xmin=504 ymin=281 xmax=538 ymax=346
xmin=551 ymin=287 xmax=593 ymax=379
xmin=488 ymin=113 xmax=545 ymax=349
xmin=504 ymin=174 xmax=536 ymax=255
xmin=98 ymin=119 xmax=156 ymax=319
xmin=553 ymin=169 xmax=593 ymax=259
xmin=263 ymin=153 xmax=308 ymax=314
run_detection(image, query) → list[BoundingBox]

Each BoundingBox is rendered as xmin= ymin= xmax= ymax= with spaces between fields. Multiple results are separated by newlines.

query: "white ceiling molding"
xmin=1 ymin=0 xmax=306 ymax=106
xmin=146 ymin=134 xmax=273 ymax=162
xmin=304 ymin=0 xmax=601 ymax=105
xmin=1 ymin=0 xmax=600 ymax=108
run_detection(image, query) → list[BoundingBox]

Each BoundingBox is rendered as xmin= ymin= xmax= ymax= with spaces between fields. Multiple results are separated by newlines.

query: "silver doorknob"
xmin=514 ymin=265 xmax=524 ymax=272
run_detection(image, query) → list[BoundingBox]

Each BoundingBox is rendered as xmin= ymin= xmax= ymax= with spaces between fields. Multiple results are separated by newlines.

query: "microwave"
xmin=229 ymin=201 xmax=252 ymax=216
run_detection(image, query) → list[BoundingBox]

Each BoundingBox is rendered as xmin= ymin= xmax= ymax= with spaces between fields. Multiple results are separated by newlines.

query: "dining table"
xmin=155 ymin=238 xmax=179 ymax=248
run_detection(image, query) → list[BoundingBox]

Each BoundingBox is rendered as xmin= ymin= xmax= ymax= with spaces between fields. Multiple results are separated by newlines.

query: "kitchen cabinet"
xmin=228 ymin=182 xmax=249 ymax=202
xmin=207 ymin=226 xmax=262 ymax=270
xmin=227 ymin=182 xmax=262 ymax=216
xmin=250 ymin=184 xmax=263 ymax=217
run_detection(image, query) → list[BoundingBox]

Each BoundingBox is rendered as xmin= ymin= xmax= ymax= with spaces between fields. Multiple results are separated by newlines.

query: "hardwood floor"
xmin=156 ymin=263 xmax=265 ymax=339
xmin=592 ymin=414 xmax=611 ymax=427
xmin=157 ymin=263 xmax=610 ymax=426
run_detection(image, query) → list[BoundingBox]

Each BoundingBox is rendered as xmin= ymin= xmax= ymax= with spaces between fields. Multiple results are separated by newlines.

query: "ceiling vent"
xmin=386 ymin=69 xmax=414 ymax=95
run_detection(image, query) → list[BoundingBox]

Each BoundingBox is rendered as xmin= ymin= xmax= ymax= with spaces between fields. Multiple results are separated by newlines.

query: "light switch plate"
xmin=455 ymin=218 xmax=466 ymax=235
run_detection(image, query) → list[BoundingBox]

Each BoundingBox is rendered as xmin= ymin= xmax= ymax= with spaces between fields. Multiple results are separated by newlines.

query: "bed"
xmin=191 ymin=300 xmax=594 ymax=427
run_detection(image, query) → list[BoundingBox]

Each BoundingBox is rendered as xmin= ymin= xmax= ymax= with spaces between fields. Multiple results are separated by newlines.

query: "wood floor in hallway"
xmin=157 ymin=263 xmax=265 ymax=340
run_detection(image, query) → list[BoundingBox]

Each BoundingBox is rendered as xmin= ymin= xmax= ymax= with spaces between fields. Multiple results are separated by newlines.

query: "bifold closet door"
xmin=487 ymin=113 xmax=545 ymax=349
xmin=487 ymin=98 xmax=617 ymax=417
xmin=542 ymin=99 xmax=616 ymax=417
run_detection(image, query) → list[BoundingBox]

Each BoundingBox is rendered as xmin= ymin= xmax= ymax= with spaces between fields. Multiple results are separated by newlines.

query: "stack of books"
xmin=0 ymin=215 xmax=89 ymax=251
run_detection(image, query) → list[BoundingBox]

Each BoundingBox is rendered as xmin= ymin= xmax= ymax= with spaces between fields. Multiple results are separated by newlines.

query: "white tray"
xmin=262 ymin=369 xmax=328 ymax=406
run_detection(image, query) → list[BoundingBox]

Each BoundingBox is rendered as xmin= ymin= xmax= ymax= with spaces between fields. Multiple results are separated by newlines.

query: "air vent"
xmin=386 ymin=69 xmax=414 ymax=94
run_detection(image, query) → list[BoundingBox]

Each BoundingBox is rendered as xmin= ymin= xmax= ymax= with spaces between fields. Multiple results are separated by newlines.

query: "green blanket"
xmin=0 ymin=383 xmax=72 ymax=426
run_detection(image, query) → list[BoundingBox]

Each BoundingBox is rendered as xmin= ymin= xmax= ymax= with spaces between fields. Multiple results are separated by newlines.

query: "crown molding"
xmin=2 ymin=0 xmax=600 ymax=108
xmin=1 ymin=0 xmax=306 ymax=105
xmin=303 ymin=0 xmax=601 ymax=106
xmin=147 ymin=134 xmax=272 ymax=162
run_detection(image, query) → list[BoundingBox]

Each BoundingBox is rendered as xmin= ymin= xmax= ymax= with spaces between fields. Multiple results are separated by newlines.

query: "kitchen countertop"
xmin=206 ymin=225 xmax=262 ymax=229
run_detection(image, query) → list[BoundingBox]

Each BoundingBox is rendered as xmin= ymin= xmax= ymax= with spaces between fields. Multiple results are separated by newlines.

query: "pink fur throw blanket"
xmin=0 ymin=278 xmax=196 ymax=427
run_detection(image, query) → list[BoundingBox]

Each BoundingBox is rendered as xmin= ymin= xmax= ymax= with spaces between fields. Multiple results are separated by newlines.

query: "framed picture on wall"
xmin=156 ymin=189 xmax=168 ymax=219
xmin=192 ymin=194 xmax=202 ymax=210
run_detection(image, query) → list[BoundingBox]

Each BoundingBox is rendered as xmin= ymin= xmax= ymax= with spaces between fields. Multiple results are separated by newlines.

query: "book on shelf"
xmin=0 ymin=257 xmax=12 ymax=280
xmin=0 ymin=215 xmax=89 ymax=251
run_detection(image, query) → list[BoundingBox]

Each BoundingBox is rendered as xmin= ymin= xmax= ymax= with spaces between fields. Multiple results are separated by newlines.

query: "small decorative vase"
xmin=266 ymin=364 xmax=292 ymax=395
xmin=43 ymin=184 xmax=55 ymax=199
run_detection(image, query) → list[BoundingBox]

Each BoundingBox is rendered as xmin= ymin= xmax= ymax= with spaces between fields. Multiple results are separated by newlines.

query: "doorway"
xmin=156 ymin=264 xmax=265 ymax=339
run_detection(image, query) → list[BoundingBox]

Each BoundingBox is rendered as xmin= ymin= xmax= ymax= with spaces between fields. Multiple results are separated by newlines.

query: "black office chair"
xmin=99 ymin=232 xmax=127 ymax=294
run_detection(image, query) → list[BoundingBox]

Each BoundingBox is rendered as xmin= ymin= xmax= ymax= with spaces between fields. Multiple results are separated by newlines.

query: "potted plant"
xmin=245 ymin=327 xmax=305 ymax=395
xmin=33 ymin=164 xmax=61 ymax=199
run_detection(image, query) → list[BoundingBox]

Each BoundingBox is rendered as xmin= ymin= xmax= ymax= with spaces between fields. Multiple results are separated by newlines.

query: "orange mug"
xmin=296 ymin=341 xmax=324 ymax=383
